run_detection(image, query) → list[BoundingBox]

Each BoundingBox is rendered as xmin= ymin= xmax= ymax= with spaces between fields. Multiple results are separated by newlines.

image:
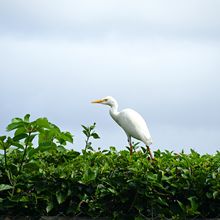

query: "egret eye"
xmin=103 ymin=99 xmax=108 ymax=102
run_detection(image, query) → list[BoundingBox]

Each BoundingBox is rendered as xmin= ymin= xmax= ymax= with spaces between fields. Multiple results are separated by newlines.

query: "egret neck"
xmin=109 ymin=101 xmax=119 ymax=122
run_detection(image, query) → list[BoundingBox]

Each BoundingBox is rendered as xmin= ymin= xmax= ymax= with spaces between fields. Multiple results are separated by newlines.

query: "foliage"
xmin=0 ymin=115 xmax=220 ymax=219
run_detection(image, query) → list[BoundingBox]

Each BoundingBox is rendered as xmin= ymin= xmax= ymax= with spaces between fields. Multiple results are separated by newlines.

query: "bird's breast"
xmin=117 ymin=109 xmax=151 ymax=142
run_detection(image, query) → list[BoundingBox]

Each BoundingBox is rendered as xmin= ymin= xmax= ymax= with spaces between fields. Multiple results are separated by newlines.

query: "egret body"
xmin=91 ymin=96 xmax=153 ymax=159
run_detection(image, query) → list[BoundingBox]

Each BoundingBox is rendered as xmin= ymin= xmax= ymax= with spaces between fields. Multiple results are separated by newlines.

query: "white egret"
xmin=91 ymin=96 xmax=153 ymax=159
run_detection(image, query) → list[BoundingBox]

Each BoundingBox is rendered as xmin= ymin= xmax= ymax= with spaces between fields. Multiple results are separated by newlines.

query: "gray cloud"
xmin=0 ymin=0 xmax=220 ymax=40
xmin=0 ymin=0 xmax=219 ymax=154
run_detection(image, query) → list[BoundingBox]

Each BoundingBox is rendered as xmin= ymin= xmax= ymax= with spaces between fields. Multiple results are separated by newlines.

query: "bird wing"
xmin=116 ymin=108 xmax=152 ymax=145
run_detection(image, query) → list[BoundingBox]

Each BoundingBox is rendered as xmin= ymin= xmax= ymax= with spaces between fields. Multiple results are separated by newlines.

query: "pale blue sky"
xmin=0 ymin=0 xmax=220 ymax=154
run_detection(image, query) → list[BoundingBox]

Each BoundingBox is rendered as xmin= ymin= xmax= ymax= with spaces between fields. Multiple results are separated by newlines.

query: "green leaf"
xmin=81 ymin=125 xmax=88 ymax=131
xmin=25 ymin=134 xmax=37 ymax=144
xmin=147 ymin=173 xmax=157 ymax=181
xmin=157 ymin=171 xmax=163 ymax=182
xmin=26 ymin=147 xmax=37 ymax=158
xmin=14 ymin=127 xmax=27 ymax=136
xmin=10 ymin=140 xmax=24 ymax=149
xmin=37 ymin=143 xmax=51 ymax=152
xmin=83 ymin=130 xmax=89 ymax=137
xmin=90 ymin=123 xmax=96 ymax=130
xmin=11 ymin=117 xmax=23 ymax=123
xmin=35 ymin=117 xmax=51 ymax=129
xmin=108 ymin=188 xmax=117 ymax=195
xmin=23 ymin=160 xmax=39 ymax=171
xmin=0 ymin=184 xmax=13 ymax=192
xmin=0 ymin=136 xmax=6 ymax=142
xmin=0 ymin=136 xmax=6 ymax=150
xmin=213 ymin=191 xmax=218 ymax=199
xmin=13 ymin=133 xmax=28 ymax=141
xmin=91 ymin=132 xmax=100 ymax=139
xmin=61 ymin=132 xmax=73 ymax=144
xmin=85 ymin=144 xmax=93 ymax=151
xmin=37 ymin=143 xmax=57 ymax=152
xmin=110 ymin=146 xmax=116 ymax=152
xmin=157 ymin=196 xmax=168 ymax=207
xmin=82 ymin=167 xmax=98 ymax=183
xmin=56 ymin=191 xmax=67 ymax=204
xmin=7 ymin=122 xmax=23 ymax=131
xmin=177 ymin=200 xmax=185 ymax=211
xmin=188 ymin=196 xmax=198 ymax=211
xmin=46 ymin=200 xmax=54 ymax=213
xmin=206 ymin=192 xmax=212 ymax=199
xmin=19 ymin=196 xmax=29 ymax=202
xmin=24 ymin=114 xmax=30 ymax=122
xmin=212 ymin=172 xmax=216 ymax=179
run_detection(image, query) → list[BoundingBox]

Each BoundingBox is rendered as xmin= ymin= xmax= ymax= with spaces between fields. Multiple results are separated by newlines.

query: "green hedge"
xmin=0 ymin=115 xmax=219 ymax=219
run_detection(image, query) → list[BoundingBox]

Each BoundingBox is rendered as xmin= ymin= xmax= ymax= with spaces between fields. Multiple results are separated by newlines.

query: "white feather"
xmin=113 ymin=108 xmax=152 ymax=146
xmin=92 ymin=96 xmax=152 ymax=147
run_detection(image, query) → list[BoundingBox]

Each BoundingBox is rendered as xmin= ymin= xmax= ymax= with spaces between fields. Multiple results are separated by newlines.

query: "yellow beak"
xmin=91 ymin=99 xmax=104 ymax=104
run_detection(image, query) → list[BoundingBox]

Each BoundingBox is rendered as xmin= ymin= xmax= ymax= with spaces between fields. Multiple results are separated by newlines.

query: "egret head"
xmin=91 ymin=96 xmax=117 ymax=107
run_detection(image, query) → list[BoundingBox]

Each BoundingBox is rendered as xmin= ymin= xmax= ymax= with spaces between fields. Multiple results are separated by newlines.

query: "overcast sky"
xmin=0 ymin=0 xmax=220 ymax=154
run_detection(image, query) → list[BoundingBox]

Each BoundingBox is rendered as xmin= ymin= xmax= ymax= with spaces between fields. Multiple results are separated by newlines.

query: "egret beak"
xmin=91 ymin=99 xmax=104 ymax=104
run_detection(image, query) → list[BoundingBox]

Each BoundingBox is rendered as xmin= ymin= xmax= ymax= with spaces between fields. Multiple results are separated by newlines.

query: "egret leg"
xmin=128 ymin=137 xmax=132 ymax=156
xmin=147 ymin=145 xmax=154 ymax=160
xmin=129 ymin=143 xmax=133 ymax=156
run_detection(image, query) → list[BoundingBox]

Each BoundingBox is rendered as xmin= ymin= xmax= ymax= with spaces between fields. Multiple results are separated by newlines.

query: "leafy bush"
xmin=0 ymin=115 xmax=219 ymax=219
